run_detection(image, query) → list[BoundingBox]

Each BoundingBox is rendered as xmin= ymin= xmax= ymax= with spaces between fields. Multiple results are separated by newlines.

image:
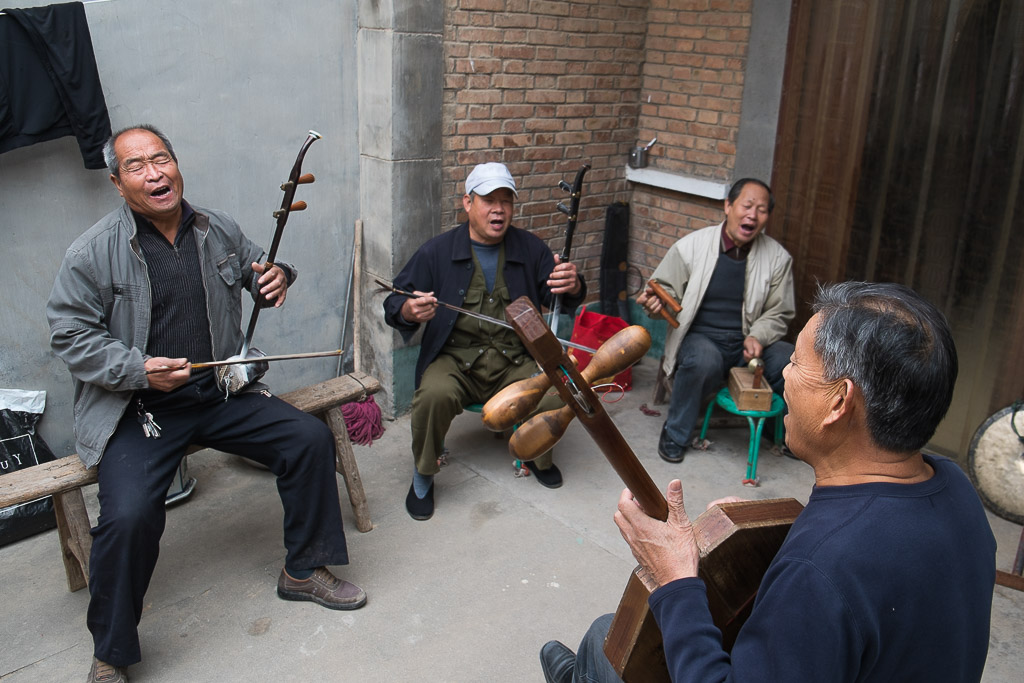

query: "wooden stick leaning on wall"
xmin=353 ymin=219 xmax=364 ymax=373
xmin=336 ymin=218 xmax=359 ymax=377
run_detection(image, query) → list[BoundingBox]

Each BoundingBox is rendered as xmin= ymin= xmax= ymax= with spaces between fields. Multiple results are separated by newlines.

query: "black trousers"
xmin=87 ymin=373 xmax=349 ymax=666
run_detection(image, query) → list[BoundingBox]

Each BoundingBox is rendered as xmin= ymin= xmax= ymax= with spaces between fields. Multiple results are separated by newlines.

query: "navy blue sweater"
xmin=650 ymin=455 xmax=996 ymax=682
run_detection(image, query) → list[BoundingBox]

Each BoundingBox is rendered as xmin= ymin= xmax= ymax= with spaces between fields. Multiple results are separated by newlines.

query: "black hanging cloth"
xmin=0 ymin=2 xmax=112 ymax=169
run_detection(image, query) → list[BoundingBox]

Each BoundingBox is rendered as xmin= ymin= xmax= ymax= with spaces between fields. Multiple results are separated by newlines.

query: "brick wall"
xmin=443 ymin=0 xmax=646 ymax=289
xmin=442 ymin=0 xmax=751 ymax=296
xmin=629 ymin=0 xmax=751 ymax=275
xmin=639 ymin=0 xmax=748 ymax=178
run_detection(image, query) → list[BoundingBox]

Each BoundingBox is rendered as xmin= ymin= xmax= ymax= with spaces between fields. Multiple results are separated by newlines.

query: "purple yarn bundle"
xmin=341 ymin=395 xmax=384 ymax=446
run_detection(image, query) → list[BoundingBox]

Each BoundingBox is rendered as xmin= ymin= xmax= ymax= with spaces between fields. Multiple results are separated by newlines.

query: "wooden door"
xmin=772 ymin=0 xmax=1024 ymax=457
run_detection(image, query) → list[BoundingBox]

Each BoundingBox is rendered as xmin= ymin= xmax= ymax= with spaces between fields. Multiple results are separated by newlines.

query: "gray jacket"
xmin=46 ymin=202 xmax=292 ymax=467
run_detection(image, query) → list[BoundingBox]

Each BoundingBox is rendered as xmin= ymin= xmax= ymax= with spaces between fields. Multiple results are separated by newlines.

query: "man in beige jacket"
xmin=638 ymin=178 xmax=795 ymax=462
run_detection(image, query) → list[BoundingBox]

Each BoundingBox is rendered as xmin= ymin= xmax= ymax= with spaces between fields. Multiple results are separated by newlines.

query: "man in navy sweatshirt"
xmin=540 ymin=281 xmax=996 ymax=683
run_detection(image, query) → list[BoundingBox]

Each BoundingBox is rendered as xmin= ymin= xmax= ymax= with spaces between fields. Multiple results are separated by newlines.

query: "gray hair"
xmin=812 ymin=281 xmax=957 ymax=453
xmin=102 ymin=124 xmax=177 ymax=176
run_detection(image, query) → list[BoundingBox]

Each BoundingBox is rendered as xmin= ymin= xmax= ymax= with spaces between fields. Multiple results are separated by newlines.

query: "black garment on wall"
xmin=0 ymin=2 xmax=111 ymax=169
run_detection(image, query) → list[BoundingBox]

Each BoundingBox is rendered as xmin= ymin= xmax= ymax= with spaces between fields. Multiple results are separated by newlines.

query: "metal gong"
xmin=968 ymin=403 xmax=1024 ymax=525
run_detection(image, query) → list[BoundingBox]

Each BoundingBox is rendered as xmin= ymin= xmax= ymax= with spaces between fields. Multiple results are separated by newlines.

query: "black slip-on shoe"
xmin=539 ymin=640 xmax=576 ymax=683
xmin=405 ymin=480 xmax=434 ymax=520
xmin=658 ymin=428 xmax=687 ymax=463
xmin=525 ymin=460 xmax=563 ymax=488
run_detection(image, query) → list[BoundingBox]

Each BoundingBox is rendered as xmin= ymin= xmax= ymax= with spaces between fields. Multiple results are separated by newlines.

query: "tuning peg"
xmin=558 ymin=180 xmax=572 ymax=192
xmin=272 ymin=201 xmax=307 ymax=218
xmin=280 ymin=173 xmax=316 ymax=192
xmin=557 ymin=202 xmax=571 ymax=216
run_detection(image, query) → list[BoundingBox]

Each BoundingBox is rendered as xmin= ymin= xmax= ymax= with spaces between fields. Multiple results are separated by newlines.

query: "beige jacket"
xmin=651 ymin=222 xmax=795 ymax=376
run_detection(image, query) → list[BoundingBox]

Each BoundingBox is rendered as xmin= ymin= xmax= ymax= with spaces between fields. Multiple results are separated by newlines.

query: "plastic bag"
xmin=569 ymin=303 xmax=633 ymax=390
xmin=0 ymin=389 xmax=57 ymax=547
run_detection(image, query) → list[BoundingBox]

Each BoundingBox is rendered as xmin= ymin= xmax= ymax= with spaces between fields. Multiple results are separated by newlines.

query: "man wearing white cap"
xmin=383 ymin=162 xmax=586 ymax=520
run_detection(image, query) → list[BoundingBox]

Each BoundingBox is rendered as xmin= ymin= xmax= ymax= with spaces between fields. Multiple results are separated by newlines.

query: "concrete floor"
xmin=1 ymin=361 xmax=1022 ymax=682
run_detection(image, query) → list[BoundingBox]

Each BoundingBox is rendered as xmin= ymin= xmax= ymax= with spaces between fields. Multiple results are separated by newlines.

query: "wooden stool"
xmin=652 ymin=355 xmax=672 ymax=405
xmin=0 ymin=372 xmax=379 ymax=592
xmin=699 ymin=387 xmax=786 ymax=486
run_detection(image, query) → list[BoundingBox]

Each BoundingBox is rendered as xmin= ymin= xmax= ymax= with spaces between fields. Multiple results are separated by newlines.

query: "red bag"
xmin=569 ymin=304 xmax=632 ymax=390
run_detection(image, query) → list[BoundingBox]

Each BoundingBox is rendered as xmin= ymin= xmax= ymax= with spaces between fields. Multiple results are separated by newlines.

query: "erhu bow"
xmin=548 ymin=164 xmax=590 ymax=339
xmin=146 ymin=349 xmax=344 ymax=375
xmin=373 ymin=278 xmax=599 ymax=355
xmin=217 ymin=130 xmax=322 ymax=395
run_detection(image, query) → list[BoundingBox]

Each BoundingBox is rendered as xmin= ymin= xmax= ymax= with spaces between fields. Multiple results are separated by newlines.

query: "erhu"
xmin=548 ymin=164 xmax=589 ymax=338
xmin=216 ymin=130 xmax=322 ymax=395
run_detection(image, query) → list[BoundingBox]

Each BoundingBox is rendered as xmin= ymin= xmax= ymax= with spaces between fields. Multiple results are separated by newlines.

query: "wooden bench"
xmin=0 ymin=371 xmax=380 ymax=592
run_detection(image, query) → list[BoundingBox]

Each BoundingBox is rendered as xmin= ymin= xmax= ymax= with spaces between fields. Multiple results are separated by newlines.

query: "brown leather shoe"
xmin=277 ymin=567 xmax=367 ymax=610
xmin=87 ymin=658 xmax=128 ymax=683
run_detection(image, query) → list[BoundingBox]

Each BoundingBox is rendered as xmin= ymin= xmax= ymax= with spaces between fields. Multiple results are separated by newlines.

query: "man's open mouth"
xmin=151 ymin=186 xmax=171 ymax=198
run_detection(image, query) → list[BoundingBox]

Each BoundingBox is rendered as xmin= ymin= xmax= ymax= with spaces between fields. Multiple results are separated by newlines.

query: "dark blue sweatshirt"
xmin=650 ymin=455 xmax=996 ymax=682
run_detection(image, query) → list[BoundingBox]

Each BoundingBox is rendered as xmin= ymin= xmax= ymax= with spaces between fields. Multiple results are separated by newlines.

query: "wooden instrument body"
xmin=604 ymin=498 xmax=803 ymax=682
xmin=727 ymin=366 xmax=773 ymax=412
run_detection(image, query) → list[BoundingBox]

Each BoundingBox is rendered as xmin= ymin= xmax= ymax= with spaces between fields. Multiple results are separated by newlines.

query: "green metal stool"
xmin=699 ymin=387 xmax=786 ymax=486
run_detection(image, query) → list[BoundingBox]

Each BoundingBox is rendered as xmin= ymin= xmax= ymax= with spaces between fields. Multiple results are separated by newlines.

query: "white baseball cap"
xmin=465 ymin=162 xmax=518 ymax=198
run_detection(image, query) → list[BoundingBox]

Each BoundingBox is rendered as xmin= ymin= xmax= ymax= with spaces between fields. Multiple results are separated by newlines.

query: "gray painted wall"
xmin=356 ymin=0 xmax=443 ymax=418
xmin=0 ymin=0 xmax=359 ymax=456
xmin=735 ymin=0 xmax=792 ymax=184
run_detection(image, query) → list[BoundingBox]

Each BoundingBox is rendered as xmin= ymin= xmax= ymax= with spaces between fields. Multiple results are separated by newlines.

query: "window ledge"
xmin=625 ymin=166 xmax=729 ymax=200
